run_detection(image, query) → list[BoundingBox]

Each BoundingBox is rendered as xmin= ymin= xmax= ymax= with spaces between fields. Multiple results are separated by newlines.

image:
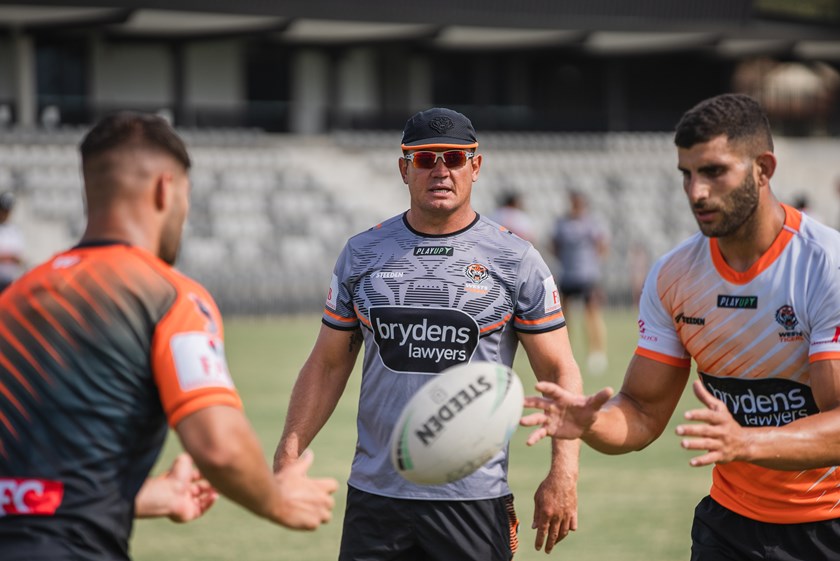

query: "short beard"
xmin=694 ymin=172 xmax=759 ymax=238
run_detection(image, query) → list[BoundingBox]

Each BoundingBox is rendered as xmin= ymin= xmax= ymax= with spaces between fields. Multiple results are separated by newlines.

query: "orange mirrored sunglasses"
xmin=403 ymin=150 xmax=474 ymax=170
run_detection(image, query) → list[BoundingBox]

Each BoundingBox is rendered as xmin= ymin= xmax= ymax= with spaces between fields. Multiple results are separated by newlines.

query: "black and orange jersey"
xmin=0 ymin=241 xmax=241 ymax=560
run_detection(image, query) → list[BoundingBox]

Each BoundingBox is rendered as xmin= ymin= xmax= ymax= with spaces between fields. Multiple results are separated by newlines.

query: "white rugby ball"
xmin=390 ymin=361 xmax=524 ymax=485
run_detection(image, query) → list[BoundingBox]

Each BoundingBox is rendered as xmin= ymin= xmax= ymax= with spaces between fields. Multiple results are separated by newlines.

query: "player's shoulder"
xmin=68 ymin=243 xmax=212 ymax=301
xmin=646 ymin=232 xmax=707 ymax=284
xmin=125 ymin=247 xmax=222 ymax=329
xmin=796 ymin=212 xmax=840 ymax=256
xmin=655 ymin=231 xmax=706 ymax=266
xmin=135 ymin=248 xmax=215 ymax=301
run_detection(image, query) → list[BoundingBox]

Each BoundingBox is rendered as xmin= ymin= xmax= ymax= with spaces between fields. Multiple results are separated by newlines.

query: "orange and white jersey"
xmin=637 ymin=204 xmax=840 ymax=524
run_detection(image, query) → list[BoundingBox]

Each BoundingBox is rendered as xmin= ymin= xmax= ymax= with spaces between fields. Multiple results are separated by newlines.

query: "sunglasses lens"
xmin=442 ymin=151 xmax=467 ymax=168
xmin=411 ymin=152 xmax=437 ymax=169
xmin=409 ymin=151 xmax=470 ymax=169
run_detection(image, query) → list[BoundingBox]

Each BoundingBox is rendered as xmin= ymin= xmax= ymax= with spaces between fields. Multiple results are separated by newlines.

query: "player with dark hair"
xmin=522 ymin=92 xmax=840 ymax=560
xmin=0 ymin=111 xmax=337 ymax=561
xmin=274 ymin=107 xmax=583 ymax=561
xmin=490 ymin=190 xmax=536 ymax=242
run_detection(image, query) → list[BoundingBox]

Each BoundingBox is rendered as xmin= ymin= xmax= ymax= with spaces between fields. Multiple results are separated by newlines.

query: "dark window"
xmin=36 ymin=37 xmax=88 ymax=125
xmin=245 ymin=41 xmax=291 ymax=131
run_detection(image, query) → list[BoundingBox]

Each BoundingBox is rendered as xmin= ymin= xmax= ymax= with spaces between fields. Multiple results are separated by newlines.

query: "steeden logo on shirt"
xmin=674 ymin=312 xmax=705 ymax=326
xmin=372 ymin=270 xmax=404 ymax=279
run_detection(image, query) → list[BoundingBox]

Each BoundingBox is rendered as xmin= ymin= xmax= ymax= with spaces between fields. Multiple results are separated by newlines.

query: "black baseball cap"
xmin=401 ymin=108 xmax=478 ymax=150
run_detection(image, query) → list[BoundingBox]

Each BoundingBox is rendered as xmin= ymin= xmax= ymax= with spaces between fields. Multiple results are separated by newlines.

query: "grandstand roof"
xmin=1 ymin=1 xmax=838 ymax=58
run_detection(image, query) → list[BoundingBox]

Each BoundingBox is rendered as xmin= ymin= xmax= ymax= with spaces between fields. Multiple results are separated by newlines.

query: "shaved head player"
xmin=0 ymin=112 xmax=337 ymax=561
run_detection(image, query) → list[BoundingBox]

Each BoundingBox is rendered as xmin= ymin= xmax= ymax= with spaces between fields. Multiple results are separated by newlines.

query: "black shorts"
xmin=559 ymin=281 xmax=601 ymax=305
xmin=338 ymin=486 xmax=519 ymax=561
xmin=691 ymin=495 xmax=840 ymax=561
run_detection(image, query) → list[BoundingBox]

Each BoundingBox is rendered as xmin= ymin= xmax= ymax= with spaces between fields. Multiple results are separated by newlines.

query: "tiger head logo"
xmin=775 ymin=305 xmax=798 ymax=331
xmin=464 ymin=263 xmax=489 ymax=283
xmin=429 ymin=116 xmax=454 ymax=134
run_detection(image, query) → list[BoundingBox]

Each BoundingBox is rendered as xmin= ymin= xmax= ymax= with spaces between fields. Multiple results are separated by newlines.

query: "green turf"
xmin=131 ymin=309 xmax=710 ymax=561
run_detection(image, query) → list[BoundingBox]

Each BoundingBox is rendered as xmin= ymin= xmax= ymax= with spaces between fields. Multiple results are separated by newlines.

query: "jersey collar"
xmin=709 ymin=203 xmax=800 ymax=285
xmin=401 ymin=211 xmax=481 ymax=238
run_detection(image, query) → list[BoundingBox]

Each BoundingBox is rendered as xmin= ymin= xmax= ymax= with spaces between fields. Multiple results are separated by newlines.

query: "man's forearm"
xmin=730 ymin=409 xmax=840 ymax=470
xmin=177 ymin=407 xmax=283 ymax=521
xmin=274 ymin=363 xmax=351 ymax=471
xmin=549 ymin=436 xmax=579 ymax=481
xmin=583 ymin=393 xmax=664 ymax=454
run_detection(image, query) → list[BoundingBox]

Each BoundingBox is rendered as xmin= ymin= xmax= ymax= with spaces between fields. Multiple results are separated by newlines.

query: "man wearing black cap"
xmin=0 ymin=191 xmax=24 ymax=292
xmin=275 ymin=108 xmax=583 ymax=560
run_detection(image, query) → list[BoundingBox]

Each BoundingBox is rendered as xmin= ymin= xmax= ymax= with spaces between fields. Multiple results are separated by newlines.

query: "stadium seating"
xmin=1 ymin=127 xmax=837 ymax=313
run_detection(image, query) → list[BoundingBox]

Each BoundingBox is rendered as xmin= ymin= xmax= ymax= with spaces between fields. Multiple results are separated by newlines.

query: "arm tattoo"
xmin=349 ymin=329 xmax=363 ymax=353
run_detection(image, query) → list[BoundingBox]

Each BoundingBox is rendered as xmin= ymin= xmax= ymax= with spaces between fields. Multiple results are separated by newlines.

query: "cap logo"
xmin=429 ymin=116 xmax=454 ymax=134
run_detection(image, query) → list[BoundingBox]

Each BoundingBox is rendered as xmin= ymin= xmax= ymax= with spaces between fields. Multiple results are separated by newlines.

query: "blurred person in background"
xmin=0 ymin=191 xmax=24 ymax=292
xmin=792 ymin=193 xmax=810 ymax=213
xmin=275 ymin=107 xmax=583 ymax=560
xmin=523 ymin=93 xmax=840 ymax=561
xmin=550 ymin=191 xmax=610 ymax=374
xmin=0 ymin=112 xmax=337 ymax=561
xmin=791 ymin=192 xmax=825 ymax=224
xmin=791 ymin=193 xmax=816 ymax=218
xmin=490 ymin=190 xmax=537 ymax=243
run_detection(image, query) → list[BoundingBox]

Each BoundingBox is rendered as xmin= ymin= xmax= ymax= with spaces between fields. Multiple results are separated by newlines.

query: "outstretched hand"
xmin=676 ymin=380 xmax=747 ymax=467
xmin=520 ymin=381 xmax=614 ymax=445
xmin=273 ymin=449 xmax=339 ymax=531
xmin=135 ymin=453 xmax=219 ymax=522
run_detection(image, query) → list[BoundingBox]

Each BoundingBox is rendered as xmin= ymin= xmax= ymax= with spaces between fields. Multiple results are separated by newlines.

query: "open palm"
xmin=521 ymin=381 xmax=614 ymax=444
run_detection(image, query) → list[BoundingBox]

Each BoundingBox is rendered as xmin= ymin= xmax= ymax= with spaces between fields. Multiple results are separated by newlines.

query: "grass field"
xmin=131 ymin=308 xmax=710 ymax=561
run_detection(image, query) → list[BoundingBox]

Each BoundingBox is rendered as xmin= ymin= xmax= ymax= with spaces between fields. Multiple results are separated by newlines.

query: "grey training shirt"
xmin=323 ymin=212 xmax=566 ymax=500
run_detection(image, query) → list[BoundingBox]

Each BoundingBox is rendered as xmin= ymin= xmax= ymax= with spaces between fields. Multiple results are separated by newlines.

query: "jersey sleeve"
xmin=807 ymin=250 xmax=840 ymax=362
xmin=322 ymin=242 xmax=360 ymax=330
xmin=635 ymin=257 xmax=692 ymax=367
xmin=512 ymin=246 xmax=566 ymax=333
xmin=151 ymin=279 xmax=242 ymax=427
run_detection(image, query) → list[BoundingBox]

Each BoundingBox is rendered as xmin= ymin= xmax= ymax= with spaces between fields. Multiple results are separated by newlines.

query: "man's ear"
xmin=470 ymin=153 xmax=482 ymax=182
xmin=755 ymin=152 xmax=776 ymax=188
xmin=153 ymin=172 xmax=173 ymax=211
xmin=398 ymin=157 xmax=408 ymax=184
